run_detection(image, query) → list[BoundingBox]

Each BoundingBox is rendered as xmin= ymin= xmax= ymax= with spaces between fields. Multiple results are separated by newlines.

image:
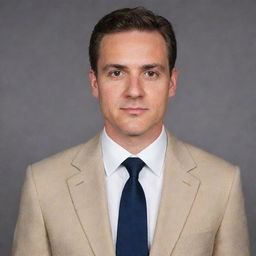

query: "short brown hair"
xmin=89 ymin=7 xmax=177 ymax=73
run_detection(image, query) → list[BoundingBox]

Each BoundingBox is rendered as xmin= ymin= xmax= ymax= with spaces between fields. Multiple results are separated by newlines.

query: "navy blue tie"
xmin=116 ymin=157 xmax=149 ymax=256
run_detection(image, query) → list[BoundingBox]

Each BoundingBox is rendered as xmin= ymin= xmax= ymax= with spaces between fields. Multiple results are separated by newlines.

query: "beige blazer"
xmin=12 ymin=132 xmax=250 ymax=256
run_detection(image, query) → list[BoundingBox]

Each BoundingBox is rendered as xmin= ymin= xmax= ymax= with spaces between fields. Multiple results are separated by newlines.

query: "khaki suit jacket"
xmin=12 ymin=131 xmax=250 ymax=256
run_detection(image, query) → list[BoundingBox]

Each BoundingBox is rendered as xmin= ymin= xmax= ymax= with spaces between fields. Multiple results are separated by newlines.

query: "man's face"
xmin=89 ymin=30 xmax=177 ymax=139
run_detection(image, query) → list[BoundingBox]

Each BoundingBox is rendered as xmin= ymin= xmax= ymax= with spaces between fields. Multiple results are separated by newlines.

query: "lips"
xmin=120 ymin=107 xmax=148 ymax=114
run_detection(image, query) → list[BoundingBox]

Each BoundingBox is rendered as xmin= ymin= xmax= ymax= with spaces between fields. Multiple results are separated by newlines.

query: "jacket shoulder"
xmin=182 ymin=140 xmax=239 ymax=182
xmin=29 ymin=133 xmax=100 ymax=178
xmin=31 ymin=144 xmax=83 ymax=170
xmin=186 ymin=142 xmax=236 ymax=168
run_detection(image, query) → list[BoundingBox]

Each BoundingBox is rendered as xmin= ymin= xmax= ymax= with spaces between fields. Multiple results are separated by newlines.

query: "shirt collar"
xmin=101 ymin=126 xmax=167 ymax=177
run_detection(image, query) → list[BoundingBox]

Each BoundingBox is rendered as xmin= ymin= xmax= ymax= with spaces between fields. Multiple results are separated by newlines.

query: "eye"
xmin=144 ymin=71 xmax=159 ymax=79
xmin=109 ymin=70 xmax=123 ymax=77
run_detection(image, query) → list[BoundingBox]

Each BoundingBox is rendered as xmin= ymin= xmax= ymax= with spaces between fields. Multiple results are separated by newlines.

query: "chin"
xmin=120 ymin=123 xmax=149 ymax=137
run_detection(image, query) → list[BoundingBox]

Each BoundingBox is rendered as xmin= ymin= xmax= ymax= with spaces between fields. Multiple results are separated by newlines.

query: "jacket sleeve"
xmin=213 ymin=167 xmax=251 ymax=256
xmin=11 ymin=165 xmax=52 ymax=256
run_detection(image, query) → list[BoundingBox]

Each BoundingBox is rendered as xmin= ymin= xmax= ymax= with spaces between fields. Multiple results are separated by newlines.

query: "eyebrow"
xmin=141 ymin=63 xmax=166 ymax=72
xmin=102 ymin=64 xmax=127 ymax=72
xmin=102 ymin=63 xmax=166 ymax=72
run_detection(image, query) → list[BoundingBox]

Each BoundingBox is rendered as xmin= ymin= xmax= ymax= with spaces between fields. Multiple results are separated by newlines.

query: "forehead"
xmin=98 ymin=30 xmax=169 ymax=67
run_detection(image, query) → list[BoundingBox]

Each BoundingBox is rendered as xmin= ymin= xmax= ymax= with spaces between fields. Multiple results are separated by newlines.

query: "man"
xmin=12 ymin=7 xmax=250 ymax=256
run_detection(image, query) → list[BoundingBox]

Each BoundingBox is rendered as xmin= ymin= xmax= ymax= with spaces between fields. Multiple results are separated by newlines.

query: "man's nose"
xmin=125 ymin=75 xmax=145 ymax=98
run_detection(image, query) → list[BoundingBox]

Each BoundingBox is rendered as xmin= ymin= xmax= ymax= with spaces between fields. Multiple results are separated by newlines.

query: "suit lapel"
xmin=65 ymin=131 xmax=200 ymax=256
xmin=150 ymin=133 xmax=201 ymax=256
xmin=67 ymin=134 xmax=115 ymax=256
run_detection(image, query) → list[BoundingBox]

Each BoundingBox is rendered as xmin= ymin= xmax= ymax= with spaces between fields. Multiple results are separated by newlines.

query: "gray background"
xmin=0 ymin=0 xmax=255 ymax=255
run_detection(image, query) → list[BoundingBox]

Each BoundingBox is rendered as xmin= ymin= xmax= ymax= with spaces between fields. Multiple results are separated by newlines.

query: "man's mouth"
xmin=120 ymin=107 xmax=148 ymax=114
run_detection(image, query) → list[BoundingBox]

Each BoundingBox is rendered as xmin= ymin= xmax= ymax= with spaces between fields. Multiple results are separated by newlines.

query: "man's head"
xmin=89 ymin=7 xmax=177 ymax=74
xmin=89 ymin=7 xmax=178 ymax=145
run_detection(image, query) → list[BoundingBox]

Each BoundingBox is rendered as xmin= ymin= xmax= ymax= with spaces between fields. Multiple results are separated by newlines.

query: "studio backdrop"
xmin=0 ymin=0 xmax=255 ymax=255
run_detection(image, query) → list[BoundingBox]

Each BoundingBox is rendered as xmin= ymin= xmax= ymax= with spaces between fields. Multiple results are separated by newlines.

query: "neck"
xmin=104 ymin=124 xmax=163 ymax=154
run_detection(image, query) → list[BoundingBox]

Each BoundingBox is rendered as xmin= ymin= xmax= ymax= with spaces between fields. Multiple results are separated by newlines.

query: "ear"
xmin=168 ymin=67 xmax=178 ymax=98
xmin=89 ymin=69 xmax=99 ymax=98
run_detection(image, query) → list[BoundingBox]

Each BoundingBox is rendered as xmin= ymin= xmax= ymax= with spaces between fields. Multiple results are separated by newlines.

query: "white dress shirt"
xmin=101 ymin=126 xmax=167 ymax=248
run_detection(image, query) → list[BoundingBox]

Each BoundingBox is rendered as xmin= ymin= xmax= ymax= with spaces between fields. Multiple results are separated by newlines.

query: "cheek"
xmin=98 ymin=88 xmax=120 ymax=114
xmin=148 ymin=87 xmax=169 ymax=109
xmin=98 ymin=79 xmax=124 ymax=101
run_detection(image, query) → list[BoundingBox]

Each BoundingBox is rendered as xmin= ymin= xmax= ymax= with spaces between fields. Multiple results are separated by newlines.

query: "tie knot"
xmin=122 ymin=157 xmax=145 ymax=179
